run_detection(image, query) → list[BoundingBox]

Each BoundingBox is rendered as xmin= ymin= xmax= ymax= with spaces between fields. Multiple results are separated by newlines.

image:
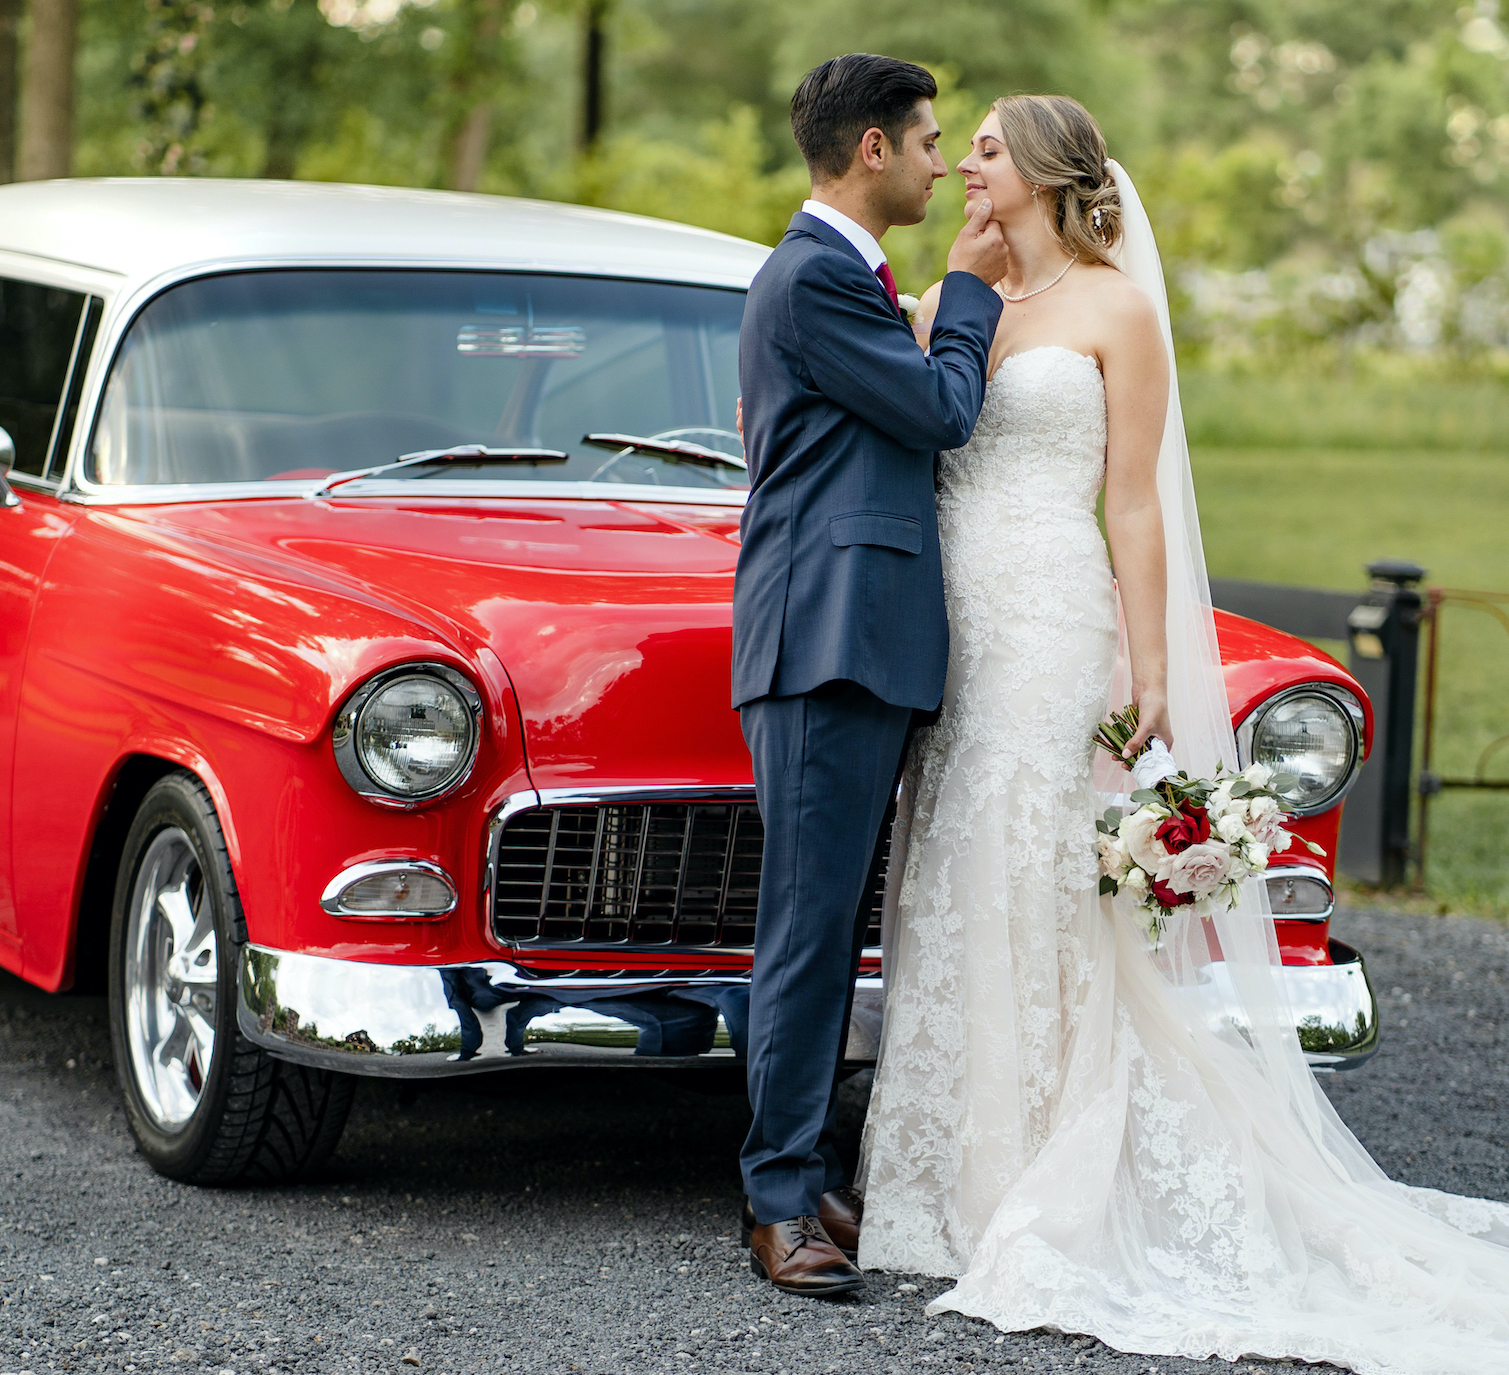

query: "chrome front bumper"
xmin=237 ymin=945 xmax=883 ymax=1078
xmin=237 ymin=939 xmax=1378 ymax=1078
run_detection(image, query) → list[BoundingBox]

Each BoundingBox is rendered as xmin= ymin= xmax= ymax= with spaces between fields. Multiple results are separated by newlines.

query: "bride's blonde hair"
xmin=991 ymin=94 xmax=1121 ymax=267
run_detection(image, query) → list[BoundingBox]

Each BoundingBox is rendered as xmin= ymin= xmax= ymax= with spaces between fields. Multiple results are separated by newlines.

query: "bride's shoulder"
xmin=1080 ymin=264 xmax=1161 ymax=345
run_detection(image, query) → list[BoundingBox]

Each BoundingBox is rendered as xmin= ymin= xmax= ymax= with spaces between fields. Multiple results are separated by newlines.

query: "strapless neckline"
xmin=989 ymin=344 xmax=1100 ymax=383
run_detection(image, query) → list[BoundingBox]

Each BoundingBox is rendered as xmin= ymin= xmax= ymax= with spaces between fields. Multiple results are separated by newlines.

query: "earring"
xmin=1031 ymin=185 xmax=1039 ymax=197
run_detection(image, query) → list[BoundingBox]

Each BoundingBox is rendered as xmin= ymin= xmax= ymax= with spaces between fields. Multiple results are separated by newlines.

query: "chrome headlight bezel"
xmin=1236 ymin=683 xmax=1365 ymax=817
xmin=332 ymin=662 xmax=483 ymax=809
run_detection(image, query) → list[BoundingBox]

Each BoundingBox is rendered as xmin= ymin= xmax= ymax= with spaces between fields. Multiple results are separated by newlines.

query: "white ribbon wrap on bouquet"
xmin=1128 ymin=738 xmax=1180 ymax=791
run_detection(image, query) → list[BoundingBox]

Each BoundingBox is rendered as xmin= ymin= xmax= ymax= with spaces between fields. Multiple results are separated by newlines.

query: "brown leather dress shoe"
xmin=742 ymin=1187 xmax=864 ymax=1260
xmin=747 ymin=1217 xmax=865 ymax=1297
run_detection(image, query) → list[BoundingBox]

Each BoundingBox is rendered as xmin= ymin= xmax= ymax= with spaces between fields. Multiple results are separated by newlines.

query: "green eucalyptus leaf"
xmin=1228 ymin=780 xmax=1252 ymax=797
xmin=1129 ymin=788 xmax=1161 ymax=805
xmin=1269 ymin=772 xmax=1299 ymax=793
xmin=1103 ymin=807 xmax=1123 ymax=827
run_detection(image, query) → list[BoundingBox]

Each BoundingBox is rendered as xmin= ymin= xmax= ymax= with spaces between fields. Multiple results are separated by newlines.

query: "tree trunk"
xmin=450 ymin=103 xmax=493 ymax=193
xmin=580 ymin=0 xmax=607 ymax=150
xmin=18 ymin=0 xmax=76 ymax=181
xmin=444 ymin=0 xmax=505 ymax=192
xmin=0 ymin=0 xmax=21 ymax=182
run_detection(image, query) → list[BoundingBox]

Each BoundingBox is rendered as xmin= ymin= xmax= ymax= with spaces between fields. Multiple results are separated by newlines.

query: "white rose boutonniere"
xmin=895 ymin=293 xmax=921 ymax=324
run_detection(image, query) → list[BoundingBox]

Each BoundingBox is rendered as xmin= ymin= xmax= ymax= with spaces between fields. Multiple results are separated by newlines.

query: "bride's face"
xmin=958 ymin=112 xmax=1034 ymax=223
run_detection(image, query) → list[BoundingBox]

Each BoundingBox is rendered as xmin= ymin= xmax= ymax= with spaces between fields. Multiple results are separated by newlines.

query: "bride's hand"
xmin=1125 ymin=687 xmax=1173 ymax=758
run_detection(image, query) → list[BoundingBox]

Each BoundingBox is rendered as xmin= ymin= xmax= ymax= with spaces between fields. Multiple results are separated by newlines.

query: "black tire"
xmin=107 ymin=770 xmax=355 ymax=1184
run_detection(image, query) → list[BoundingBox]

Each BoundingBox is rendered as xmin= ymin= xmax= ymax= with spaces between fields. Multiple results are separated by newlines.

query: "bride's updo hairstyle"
xmin=991 ymin=94 xmax=1121 ymax=267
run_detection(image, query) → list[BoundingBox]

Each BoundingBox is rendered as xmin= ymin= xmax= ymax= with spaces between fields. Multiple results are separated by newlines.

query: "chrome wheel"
xmin=123 ymin=827 xmax=219 ymax=1132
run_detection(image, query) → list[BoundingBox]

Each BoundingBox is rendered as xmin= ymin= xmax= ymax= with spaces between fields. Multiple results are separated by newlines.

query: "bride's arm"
xmin=1101 ymin=282 xmax=1173 ymax=755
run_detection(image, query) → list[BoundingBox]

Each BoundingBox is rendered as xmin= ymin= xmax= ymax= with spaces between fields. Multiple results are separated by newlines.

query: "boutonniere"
xmin=895 ymin=293 xmax=921 ymax=324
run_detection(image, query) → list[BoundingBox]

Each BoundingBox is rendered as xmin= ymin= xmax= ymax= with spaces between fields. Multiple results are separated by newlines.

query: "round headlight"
xmin=357 ymin=674 xmax=474 ymax=795
xmin=332 ymin=664 xmax=482 ymax=806
xmin=1248 ymin=689 xmax=1360 ymax=813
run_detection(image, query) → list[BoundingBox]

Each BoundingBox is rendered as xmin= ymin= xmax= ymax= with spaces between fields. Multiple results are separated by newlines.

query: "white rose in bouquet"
xmin=1242 ymin=762 xmax=1272 ymax=788
xmin=1245 ymin=796 xmax=1291 ymax=850
xmin=1124 ymin=865 xmax=1149 ymax=893
xmin=1215 ymin=813 xmax=1248 ymax=844
xmin=1120 ymin=806 xmax=1170 ymax=873
xmin=1096 ymin=830 xmax=1131 ymax=878
xmin=1165 ymin=841 xmax=1235 ymax=900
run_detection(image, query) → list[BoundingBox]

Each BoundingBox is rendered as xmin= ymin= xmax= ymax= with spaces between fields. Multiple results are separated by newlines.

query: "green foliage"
xmin=557 ymin=105 xmax=808 ymax=245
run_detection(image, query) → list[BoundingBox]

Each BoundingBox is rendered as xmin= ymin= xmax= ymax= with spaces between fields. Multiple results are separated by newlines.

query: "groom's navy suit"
xmin=734 ymin=211 xmax=1002 ymax=1224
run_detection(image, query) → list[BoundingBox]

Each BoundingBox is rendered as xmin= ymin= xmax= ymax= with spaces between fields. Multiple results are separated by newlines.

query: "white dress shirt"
xmin=800 ymin=199 xmax=887 ymax=271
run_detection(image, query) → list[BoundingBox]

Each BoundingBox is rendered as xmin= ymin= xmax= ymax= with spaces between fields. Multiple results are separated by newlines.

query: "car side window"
xmin=0 ymin=278 xmax=93 ymax=479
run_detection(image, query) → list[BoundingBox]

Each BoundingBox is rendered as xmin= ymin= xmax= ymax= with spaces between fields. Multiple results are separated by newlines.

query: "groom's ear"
xmin=854 ymin=125 xmax=891 ymax=176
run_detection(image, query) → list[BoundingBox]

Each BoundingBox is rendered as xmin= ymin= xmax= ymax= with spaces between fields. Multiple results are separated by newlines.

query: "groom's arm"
xmin=789 ymin=260 xmax=1002 ymax=452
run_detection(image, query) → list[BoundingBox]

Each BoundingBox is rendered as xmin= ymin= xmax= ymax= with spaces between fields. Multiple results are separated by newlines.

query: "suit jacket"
xmin=731 ymin=211 xmax=1003 ymax=710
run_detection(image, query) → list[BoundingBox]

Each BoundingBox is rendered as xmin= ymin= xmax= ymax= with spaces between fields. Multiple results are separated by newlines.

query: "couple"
xmin=731 ymin=52 xmax=1509 ymax=1373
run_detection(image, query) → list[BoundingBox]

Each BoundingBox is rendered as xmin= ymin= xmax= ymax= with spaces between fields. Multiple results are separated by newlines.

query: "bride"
xmin=857 ymin=94 xmax=1509 ymax=1372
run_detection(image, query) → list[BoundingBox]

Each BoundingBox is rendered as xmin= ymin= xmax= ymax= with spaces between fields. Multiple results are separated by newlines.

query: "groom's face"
xmin=875 ymin=99 xmax=947 ymax=228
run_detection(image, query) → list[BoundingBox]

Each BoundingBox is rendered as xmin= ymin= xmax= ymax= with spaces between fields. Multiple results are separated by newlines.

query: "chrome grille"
xmin=492 ymin=800 xmax=889 ymax=948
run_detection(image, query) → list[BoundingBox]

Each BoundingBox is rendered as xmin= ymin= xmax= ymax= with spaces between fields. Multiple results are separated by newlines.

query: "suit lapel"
xmin=786 ymin=212 xmax=899 ymax=318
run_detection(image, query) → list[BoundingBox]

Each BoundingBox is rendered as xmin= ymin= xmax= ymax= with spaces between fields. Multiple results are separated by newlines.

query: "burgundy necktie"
xmin=875 ymin=261 xmax=901 ymax=314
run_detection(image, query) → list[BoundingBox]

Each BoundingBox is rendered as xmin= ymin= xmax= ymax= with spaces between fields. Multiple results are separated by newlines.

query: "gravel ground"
xmin=2 ymin=905 xmax=1507 ymax=1375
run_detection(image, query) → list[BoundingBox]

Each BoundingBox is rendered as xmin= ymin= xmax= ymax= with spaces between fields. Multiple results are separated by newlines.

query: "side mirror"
xmin=0 ymin=427 xmax=20 ymax=507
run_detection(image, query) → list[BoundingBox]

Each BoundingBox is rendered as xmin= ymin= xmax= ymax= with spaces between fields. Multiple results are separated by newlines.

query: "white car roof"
xmin=0 ymin=178 xmax=771 ymax=290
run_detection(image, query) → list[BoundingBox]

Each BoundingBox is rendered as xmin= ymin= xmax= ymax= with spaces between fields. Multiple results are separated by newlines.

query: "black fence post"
xmin=1361 ymin=559 xmax=1426 ymax=886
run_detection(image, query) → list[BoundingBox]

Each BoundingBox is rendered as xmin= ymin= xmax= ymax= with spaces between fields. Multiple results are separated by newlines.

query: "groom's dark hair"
xmin=791 ymin=54 xmax=937 ymax=183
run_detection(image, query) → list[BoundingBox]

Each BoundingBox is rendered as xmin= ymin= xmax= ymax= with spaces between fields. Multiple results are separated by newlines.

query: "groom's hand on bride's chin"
xmin=947 ymin=196 xmax=1011 ymax=285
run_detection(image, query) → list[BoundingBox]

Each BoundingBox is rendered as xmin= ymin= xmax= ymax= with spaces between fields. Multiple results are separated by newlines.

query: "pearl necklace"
xmin=999 ymin=258 xmax=1073 ymax=303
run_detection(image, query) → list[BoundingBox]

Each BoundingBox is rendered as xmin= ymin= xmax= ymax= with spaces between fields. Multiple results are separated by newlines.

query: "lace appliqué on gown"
xmin=857 ymin=347 xmax=1509 ymax=1374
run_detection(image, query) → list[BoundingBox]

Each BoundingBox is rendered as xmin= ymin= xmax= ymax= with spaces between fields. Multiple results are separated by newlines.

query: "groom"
xmin=733 ymin=53 xmax=1009 ymax=1296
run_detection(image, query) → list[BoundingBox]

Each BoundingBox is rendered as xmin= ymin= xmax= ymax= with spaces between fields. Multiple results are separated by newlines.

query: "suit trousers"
xmin=739 ymin=679 xmax=912 ymax=1223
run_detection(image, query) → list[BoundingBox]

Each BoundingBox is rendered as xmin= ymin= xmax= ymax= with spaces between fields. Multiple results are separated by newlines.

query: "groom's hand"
xmin=947 ymin=197 xmax=1011 ymax=286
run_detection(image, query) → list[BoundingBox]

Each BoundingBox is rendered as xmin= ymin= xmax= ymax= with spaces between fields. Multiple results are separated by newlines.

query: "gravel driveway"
xmin=2 ymin=905 xmax=1506 ymax=1375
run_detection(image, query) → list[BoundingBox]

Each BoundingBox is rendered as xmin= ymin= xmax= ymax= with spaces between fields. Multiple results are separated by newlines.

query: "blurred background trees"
xmin=2 ymin=0 xmax=1506 ymax=372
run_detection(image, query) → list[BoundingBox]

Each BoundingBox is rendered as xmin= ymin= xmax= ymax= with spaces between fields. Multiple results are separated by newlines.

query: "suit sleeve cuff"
xmin=938 ymin=271 xmax=1003 ymax=328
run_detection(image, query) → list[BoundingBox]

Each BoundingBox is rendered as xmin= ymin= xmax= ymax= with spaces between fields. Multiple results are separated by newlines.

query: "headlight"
xmin=332 ymin=664 xmax=482 ymax=807
xmin=1238 ymin=686 xmax=1363 ymax=815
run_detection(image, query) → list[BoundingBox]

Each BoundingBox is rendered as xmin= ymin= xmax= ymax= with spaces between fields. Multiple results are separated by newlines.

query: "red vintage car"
xmin=0 ymin=179 xmax=1377 ymax=1185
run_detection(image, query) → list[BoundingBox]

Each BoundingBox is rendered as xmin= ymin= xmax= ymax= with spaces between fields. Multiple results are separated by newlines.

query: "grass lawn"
xmin=1189 ymin=445 xmax=1509 ymax=913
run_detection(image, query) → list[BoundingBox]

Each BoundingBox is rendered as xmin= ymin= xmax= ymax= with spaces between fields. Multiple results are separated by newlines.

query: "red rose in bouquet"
xmin=1155 ymin=800 xmax=1211 ymax=855
xmin=1150 ymin=877 xmax=1197 ymax=909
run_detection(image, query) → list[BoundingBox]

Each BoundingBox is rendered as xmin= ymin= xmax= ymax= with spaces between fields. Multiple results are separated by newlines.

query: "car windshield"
xmin=87 ymin=270 xmax=747 ymax=489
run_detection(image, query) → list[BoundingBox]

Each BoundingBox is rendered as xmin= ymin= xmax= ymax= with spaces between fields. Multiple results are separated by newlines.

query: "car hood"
xmin=136 ymin=493 xmax=750 ymax=791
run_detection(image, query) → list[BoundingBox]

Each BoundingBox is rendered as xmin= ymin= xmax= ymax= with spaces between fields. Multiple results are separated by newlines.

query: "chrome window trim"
xmin=60 ymin=478 xmax=750 ymax=508
xmin=60 ymin=260 xmax=750 ymax=504
xmin=484 ymin=785 xmax=885 ymax=963
xmin=319 ymin=859 xmax=458 ymax=919
xmin=1263 ymin=863 xmax=1335 ymax=922
xmin=331 ymin=661 xmax=483 ymax=809
xmin=1234 ymin=682 xmax=1366 ymax=817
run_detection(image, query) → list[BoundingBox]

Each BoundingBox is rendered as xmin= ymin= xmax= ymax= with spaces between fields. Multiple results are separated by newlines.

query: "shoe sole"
xmin=742 ymin=1222 xmax=857 ymax=1263
xmin=748 ymin=1251 xmax=865 ymax=1297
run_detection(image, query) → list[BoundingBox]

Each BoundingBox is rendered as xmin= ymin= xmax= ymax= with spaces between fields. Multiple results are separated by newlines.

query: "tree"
xmin=0 ymin=0 xmax=20 ymax=180
xmin=19 ymin=0 xmax=78 ymax=179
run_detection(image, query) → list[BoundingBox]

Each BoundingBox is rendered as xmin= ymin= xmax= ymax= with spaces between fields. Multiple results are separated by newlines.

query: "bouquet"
xmin=1092 ymin=704 xmax=1324 ymax=944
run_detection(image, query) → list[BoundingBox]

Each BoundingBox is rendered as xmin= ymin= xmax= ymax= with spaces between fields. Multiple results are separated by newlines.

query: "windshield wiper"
xmin=310 ymin=445 xmax=569 ymax=497
xmin=582 ymin=432 xmax=748 ymax=471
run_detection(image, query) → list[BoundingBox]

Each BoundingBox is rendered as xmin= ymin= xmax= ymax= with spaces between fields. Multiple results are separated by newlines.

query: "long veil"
xmin=1093 ymin=159 xmax=1327 ymax=1129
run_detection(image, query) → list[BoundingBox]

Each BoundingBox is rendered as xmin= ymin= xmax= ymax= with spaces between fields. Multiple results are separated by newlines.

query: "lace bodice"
xmin=937 ymin=346 xmax=1106 ymax=517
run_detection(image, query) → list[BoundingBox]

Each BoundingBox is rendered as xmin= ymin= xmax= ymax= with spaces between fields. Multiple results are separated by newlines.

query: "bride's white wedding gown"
xmin=857 ymin=345 xmax=1509 ymax=1373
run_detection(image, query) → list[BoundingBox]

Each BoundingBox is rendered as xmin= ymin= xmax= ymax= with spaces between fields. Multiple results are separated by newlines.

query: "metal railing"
xmin=1416 ymin=585 xmax=1509 ymax=886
